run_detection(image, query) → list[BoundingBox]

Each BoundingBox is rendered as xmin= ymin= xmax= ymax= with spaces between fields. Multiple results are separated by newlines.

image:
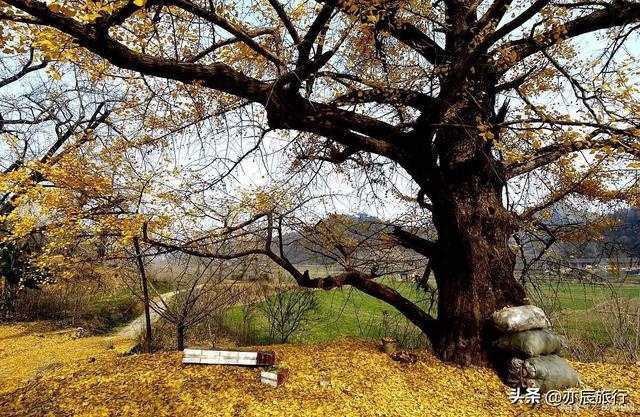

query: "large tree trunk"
xmin=427 ymin=165 xmax=527 ymax=366
xmin=397 ymin=69 xmax=528 ymax=366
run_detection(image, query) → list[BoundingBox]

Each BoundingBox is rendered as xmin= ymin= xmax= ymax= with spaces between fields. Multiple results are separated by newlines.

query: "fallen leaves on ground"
xmin=0 ymin=326 xmax=637 ymax=416
xmin=0 ymin=323 xmax=133 ymax=395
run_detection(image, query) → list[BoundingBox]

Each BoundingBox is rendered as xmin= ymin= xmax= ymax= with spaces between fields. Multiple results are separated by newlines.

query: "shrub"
xmin=260 ymin=284 xmax=319 ymax=344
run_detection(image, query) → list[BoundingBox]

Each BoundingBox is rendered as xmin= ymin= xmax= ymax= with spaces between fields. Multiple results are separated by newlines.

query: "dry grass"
xmin=554 ymin=297 xmax=640 ymax=363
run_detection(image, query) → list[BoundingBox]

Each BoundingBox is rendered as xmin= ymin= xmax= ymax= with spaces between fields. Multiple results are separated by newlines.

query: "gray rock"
xmin=72 ymin=327 xmax=90 ymax=339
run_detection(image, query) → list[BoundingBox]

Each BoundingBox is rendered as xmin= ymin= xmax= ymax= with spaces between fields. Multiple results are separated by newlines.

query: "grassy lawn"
xmin=527 ymin=281 xmax=640 ymax=311
xmin=224 ymin=274 xmax=640 ymax=348
xmin=89 ymin=289 xmax=141 ymax=333
xmin=85 ymin=280 xmax=176 ymax=334
xmin=525 ymin=281 xmax=640 ymax=343
xmin=225 ymin=277 xmax=433 ymax=347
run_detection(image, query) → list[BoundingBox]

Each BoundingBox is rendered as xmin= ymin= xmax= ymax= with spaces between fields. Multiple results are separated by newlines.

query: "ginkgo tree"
xmin=2 ymin=0 xmax=640 ymax=366
xmin=0 ymin=44 xmax=186 ymax=311
xmin=0 ymin=48 xmax=115 ymax=306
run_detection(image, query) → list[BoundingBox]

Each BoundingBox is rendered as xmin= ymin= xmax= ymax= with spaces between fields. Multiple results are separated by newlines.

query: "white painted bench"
xmin=182 ymin=349 xmax=275 ymax=366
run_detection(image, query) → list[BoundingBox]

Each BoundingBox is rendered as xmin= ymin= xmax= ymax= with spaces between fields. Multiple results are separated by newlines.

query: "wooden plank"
xmin=200 ymin=351 xmax=257 ymax=360
xmin=208 ymin=356 xmax=257 ymax=363
xmin=182 ymin=349 xmax=274 ymax=366
xmin=260 ymin=368 xmax=289 ymax=387
xmin=183 ymin=354 xmax=257 ymax=362
xmin=260 ymin=375 xmax=278 ymax=387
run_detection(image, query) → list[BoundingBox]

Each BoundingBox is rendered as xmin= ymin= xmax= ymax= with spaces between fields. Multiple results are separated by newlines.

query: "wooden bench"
xmin=182 ymin=349 xmax=275 ymax=366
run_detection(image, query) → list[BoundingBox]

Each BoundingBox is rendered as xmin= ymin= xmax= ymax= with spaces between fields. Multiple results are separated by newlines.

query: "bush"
xmin=260 ymin=285 xmax=319 ymax=344
xmin=5 ymin=282 xmax=141 ymax=333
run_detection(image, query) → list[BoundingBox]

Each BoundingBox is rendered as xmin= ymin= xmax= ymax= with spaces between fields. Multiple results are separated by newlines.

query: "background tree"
xmin=0 ymin=48 xmax=112 ymax=308
xmin=127 ymin=253 xmax=245 ymax=351
xmin=3 ymin=0 xmax=640 ymax=366
xmin=260 ymin=280 xmax=319 ymax=344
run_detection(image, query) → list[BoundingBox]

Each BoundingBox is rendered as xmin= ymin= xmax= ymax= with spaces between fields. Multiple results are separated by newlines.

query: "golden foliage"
xmin=0 ymin=332 xmax=637 ymax=416
xmin=0 ymin=323 xmax=133 ymax=396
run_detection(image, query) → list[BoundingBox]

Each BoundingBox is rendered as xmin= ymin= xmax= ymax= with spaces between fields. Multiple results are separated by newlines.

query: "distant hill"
xmin=286 ymin=208 xmax=640 ymax=263
xmin=547 ymin=206 xmax=640 ymax=259
xmin=280 ymin=212 xmax=387 ymax=264
xmin=603 ymin=208 xmax=640 ymax=256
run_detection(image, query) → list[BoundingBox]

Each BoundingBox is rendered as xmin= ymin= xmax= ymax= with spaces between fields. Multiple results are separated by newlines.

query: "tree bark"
xmin=422 ymin=109 xmax=528 ymax=365
xmin=387 ymin=67 xmax=528 ymax=365
xmin=133 ymin=237 xmax=153 ymax=353
xmin=177 ymin=322 xmax=186 ymax=351
xmin=430 ymin=187 xmax=527 ymax=365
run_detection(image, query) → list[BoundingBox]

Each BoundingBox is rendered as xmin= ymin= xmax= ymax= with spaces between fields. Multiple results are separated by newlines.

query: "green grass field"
xmin=527 ymin=281 xmax=640 ymax=310
xmin=224 ymin=277 xmax=433 ymax=346
xmin=525 ymin=281 xmax=640 ymax=345
xmin=223 ymin=275 xmax=640 ymax=350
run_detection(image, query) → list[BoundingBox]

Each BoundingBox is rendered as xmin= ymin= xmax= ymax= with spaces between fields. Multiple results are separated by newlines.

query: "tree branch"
xmin=141 ymin=217 xmax=439 ymax=341
xmin=389 ymin=227 xmax=439 ymax=258
xmin=474 ymin=0 xmax=514 ymax=34
xmin=473 ymin=0 xmax=551 ymax=56
xmin=264 ymin=251 xmax=438 ymax=340
xmin=166 ymin=0 xmax=282 ymax=66
xmin=2 ymin=0 xmax=272 ymax=103
xmin=504 ymin=1 xmax=640 ymax=71
xmin=186 ymin=28 xmax=276 ymax=63
xmin=331 ymin=86 xmax=434 ymax=110
xmin=267 ymin=0 xmax=301 ymax=46
xmin=317 ymin=0 xmax=447 ymax=65
xmin=505 ymin=128 xmax=640 ymax=178
xmin=0 ymin=48 xmax=47 ymax=88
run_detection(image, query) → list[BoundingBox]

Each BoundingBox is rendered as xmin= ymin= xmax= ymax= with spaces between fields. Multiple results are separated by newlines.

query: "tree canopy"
xmin=1 ymin=0 xmax=640 ymax=365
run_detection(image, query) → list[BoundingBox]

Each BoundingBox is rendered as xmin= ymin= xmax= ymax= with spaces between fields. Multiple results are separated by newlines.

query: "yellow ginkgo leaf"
xmin=60 ymin=6 xmax=76 ymax=17
xmin=133 ymin=0 xmax=147 ymax=7
xmin=49 ymin=68 xmax=62 ymax=80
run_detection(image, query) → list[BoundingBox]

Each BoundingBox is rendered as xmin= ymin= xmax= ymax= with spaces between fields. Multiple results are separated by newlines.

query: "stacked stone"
xmin=491 ymin=305 xmax=582 ymax=392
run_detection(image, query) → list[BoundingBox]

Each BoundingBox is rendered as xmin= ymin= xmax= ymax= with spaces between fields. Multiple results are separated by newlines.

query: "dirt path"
xmin=113 ymin=281 xmax=273 ymax=338
xmin=115 ymin=290 xmax=179 ymax=337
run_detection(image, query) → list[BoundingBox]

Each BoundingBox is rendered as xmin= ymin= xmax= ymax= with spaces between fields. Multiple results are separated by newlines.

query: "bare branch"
xmin=389 ymin=227 xmax=438 ymax=258
xmin=0 ymin=48 xmax=47 ymax=88
xmin=267 ymin=0 xmax=301 ymax=46
xmin=504 ymin=1 xmax=640 ymax=71
xmin=167 ymin=0 xmax=282 ymax=66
